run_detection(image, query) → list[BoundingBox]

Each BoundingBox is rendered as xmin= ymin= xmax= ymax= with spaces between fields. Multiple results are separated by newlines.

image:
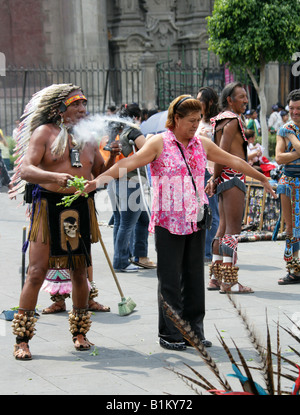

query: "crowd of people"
xmin=5 ymin=80 xmax=300 ymax=360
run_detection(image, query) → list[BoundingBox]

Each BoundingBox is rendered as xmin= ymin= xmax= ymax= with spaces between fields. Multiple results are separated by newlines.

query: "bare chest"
xmin=41 ymin=137 xmax=95 ymax=175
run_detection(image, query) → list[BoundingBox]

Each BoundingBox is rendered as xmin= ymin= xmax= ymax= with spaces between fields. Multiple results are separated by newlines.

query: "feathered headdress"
xmin=9 ymin=83 xmax=80 ymax=198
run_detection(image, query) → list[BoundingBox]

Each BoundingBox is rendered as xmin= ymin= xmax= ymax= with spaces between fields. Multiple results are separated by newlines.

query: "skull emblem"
xmin=63 ymin=217 xmax=78 ymax=238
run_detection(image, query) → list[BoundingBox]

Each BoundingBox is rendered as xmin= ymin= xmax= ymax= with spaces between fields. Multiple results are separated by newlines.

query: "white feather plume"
xmin=9 ymin=83 xmax=80 ymax=197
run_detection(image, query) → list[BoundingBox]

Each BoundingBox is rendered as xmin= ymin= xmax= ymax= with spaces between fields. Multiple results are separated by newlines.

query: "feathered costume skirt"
xmin=41 ymin=268 xmax=92 ymax=297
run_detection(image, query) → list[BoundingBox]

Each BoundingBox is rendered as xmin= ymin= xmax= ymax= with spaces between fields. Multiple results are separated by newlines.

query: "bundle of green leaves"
xmin=57 ymin=176 xmax=88 ymax=207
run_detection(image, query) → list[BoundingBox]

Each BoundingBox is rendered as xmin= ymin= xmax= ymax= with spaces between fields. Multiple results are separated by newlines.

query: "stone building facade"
xmin=0 ymin=0 xmax=296 ymax=118
xmin=106 ymin=0 xmax=214 ymax=69
xmin=0 ymin=0 xmax=217 ymax=109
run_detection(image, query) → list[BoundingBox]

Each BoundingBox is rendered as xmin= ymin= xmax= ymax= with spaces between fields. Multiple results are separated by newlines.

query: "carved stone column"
xmin=43 ymin=0 xmax=109 ymax=68
xmin=107 ymin=0 xmax=150 ymax=67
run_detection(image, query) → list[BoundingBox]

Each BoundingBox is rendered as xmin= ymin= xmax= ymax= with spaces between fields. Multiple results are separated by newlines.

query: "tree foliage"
xmin=207 ymin=0 xmax=300 ymax=71
xmin=207 ymin=0 xmax=300 ymax=157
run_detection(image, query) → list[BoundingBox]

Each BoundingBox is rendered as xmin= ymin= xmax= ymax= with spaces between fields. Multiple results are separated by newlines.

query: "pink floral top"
xmin=149 ymin=129 xmax=208 ymax=235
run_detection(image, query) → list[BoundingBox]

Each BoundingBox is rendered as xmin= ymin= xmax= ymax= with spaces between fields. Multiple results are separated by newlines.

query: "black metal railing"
xmin=0 ymin=62 xmax=297 ymax=136
xmin=0 ymin=64 xmax=142 ymax=135
xmin=156 ymin=59 xmax=223 ymax=110
xmin=156 ymin=60 xmax=255 ymax=110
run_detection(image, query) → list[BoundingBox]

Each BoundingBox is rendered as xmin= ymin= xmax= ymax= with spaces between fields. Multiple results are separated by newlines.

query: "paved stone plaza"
xmin=0 ymin=190 xmax=299 ymax=396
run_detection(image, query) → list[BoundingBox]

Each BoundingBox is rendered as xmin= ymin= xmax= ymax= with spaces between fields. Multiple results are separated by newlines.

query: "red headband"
xmin=64 ymin=93 xmax=87 ymax=107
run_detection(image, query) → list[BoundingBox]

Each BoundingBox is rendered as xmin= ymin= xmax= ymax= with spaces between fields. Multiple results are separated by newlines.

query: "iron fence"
xmin=156 ymin=61 xmax=225 ymax=110
xmin=0 ymin=64 xmax=142 ymax=136
xmin=0 ymin=62 xmax=296 ymax=136
xmin=0 ymin=62 xmax=250 ymax=136
xmin=156 ymin=60 xmax=261 ymax=111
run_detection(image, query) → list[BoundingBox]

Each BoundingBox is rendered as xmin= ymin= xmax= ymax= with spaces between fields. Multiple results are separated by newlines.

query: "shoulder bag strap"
xmin=175 ymin=141 xmax=199 ymax=196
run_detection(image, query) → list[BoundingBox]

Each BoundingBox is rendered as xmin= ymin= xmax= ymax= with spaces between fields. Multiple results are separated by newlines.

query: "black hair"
xmin=119 ymin=103 xmax=141 ymax=119
xmin=148 ymin=108 xmax=158 ymax=117
xmin=287 ymin=89 xmax=300 ymax=104
xmin=174 ymin=96 xmax=192 ymax=112
xmin=220 ymin=82 xmax=243 ymax=110
xmin=197 ymin=86 xmax=219 ymax=122
xmin=244 ymin=129 xmax=255 ymax=140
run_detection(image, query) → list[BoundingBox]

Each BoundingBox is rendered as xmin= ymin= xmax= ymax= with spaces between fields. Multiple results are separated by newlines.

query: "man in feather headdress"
xmin=10 ymin=84 xmax=121 ymax=360
xmin=274 ymin=89 xmax=300 ymax=285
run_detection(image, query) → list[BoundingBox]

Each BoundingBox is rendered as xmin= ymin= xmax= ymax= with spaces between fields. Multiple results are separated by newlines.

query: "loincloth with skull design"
xmin=25 ymin=186 xmax=100 ymax=270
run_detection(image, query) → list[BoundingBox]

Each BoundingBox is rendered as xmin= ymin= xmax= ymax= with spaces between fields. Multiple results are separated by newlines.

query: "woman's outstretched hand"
xmin=261 ymin=178 xmax=277 ymax=199
xmin=82 ymin=179 xmax=97 ymax=194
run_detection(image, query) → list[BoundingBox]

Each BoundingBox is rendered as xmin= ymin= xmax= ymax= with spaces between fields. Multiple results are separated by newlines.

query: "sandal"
xmin=207 ymin=262 xmax=222 ymax=290
xmin=278 ymin=272 xmax=300 ymax=285
xmin=132 ymin=257 xmax=157 ymax=269
xmin=220 ymin=282 xmax=254 ymax=294
xmin=13 ymin=342 xmax=32 ymax=360
xmin=42 ymin=301 xmax=66 ymax=314
xmin=87 ymin=299 xmax=110 ymax=312
xmin=73 ymin=334 xmax=94 ymax=351
xmin=207 ymin=278 xmax=221 ymax=291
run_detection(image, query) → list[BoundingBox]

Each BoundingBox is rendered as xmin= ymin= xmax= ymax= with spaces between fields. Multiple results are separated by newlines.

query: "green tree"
xmin=207 ymin=0 xmax=300 ymax=157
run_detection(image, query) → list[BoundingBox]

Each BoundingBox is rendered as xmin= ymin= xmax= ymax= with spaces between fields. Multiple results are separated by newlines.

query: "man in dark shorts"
xmin=207 ymin=82 xmax=254 ymax=294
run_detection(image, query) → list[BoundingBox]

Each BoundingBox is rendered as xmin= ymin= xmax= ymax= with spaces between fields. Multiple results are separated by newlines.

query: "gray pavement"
xmin=0 ymin=189 xmax=300 ymax=397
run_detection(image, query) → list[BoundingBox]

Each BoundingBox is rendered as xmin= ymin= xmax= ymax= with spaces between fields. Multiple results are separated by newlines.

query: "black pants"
xmin=155 ymin=226 xmax=206 ymax=342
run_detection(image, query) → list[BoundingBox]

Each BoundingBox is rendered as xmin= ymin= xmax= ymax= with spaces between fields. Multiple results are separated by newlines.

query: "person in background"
xmin=268 ymin=104 xmax=281 ymax=134
xmin=141 ymin=108 xmax=149 ymax=122
xmin=105 ymin=103 xmax=156 ymax=272
xmin=41 ymin=264 xmax=111 ymax=314
xmin=0 ymin=148 xmax=11 ymax=190
xmin=245 ymin=129 xmax=263 ymax=172
xmin=0 ymin=128 xmax=11 ymax=171
xmin=106 ymin=105 xmax=117 ymax=116
xmin=275 ymin=89 xmax=300 ymax=285
xmin=278 ymin=110 xmax=289 ymax=129
xmin=208 ymin=82 xmax=267 ymax=294
xmin=246 ymin=109 xmax=260 ymax=138
xmin=196 ymin=86 xmax=220 ymax=267
xmin=245 ymin=129 xmax=276 ymax=177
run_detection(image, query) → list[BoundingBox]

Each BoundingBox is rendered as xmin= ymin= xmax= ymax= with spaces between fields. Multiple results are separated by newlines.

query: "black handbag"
xmin=24 ymin=183 xmax=35 ymax=203
xmin=175 ymin=142 xmax=212 ymax=231
xmin=197 ymin=203 xmax=213 ymax=230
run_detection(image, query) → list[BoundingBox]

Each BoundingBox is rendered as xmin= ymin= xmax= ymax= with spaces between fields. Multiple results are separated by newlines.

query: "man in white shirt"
xmin=268 ymin=105 xmax=281 ymax=133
